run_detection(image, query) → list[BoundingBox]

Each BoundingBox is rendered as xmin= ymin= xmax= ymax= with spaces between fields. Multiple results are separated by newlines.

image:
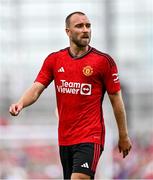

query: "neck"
xmin=69 ymin=44 xmax=89 ymax=57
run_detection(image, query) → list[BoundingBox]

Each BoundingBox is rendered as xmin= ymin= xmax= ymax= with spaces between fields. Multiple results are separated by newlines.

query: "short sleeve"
xmin=34 ymin=53 xmax=55 ymax=87
xmin=102 ymin=55 xmax=121 ymax=94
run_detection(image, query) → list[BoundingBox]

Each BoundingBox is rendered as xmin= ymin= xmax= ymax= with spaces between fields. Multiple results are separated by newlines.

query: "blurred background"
xmin=0 ymin=0 xmax=153 ymax=179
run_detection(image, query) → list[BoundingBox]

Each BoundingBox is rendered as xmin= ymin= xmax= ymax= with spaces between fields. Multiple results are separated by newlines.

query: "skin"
xmin=9 ymin=13 xmax=132 ymax=180
xmin=109 ymin=91 xmax=132 ymax=158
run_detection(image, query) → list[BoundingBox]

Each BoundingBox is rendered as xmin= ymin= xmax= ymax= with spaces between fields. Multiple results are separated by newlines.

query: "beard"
xmin=71 ymin=34 xmax=91 ymax=47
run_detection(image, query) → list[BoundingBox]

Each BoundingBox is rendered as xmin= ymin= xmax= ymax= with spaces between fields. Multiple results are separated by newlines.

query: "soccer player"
xmin=9 ymin=11 xmax=132 ymax=180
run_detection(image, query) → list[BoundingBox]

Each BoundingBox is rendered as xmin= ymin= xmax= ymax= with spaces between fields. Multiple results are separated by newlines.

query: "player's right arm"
xmin=9 ymin=82 xmax=45 ymax=116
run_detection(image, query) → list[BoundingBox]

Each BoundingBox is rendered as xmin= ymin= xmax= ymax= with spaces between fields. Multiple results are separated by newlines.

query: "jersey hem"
xmin=59 ymin=139 xmax=103 ymax=147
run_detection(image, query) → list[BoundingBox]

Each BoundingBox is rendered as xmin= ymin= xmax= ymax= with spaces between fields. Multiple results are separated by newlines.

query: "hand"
xmin=9 ymin=103 xmax=23 ymax=116
xmin=118 ymin=136 xmax=132 ymax=158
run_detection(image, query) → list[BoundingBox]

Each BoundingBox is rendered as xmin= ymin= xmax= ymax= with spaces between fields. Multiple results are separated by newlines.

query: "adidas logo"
xmin=58 ymin=67 xmax=65 ymax=72
xmin=81 ymin=162 xmax=89 ymax=168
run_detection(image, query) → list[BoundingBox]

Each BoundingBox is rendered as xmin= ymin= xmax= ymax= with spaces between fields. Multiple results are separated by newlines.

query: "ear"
xmin=65 ymin=28 xmax=70 ymax=36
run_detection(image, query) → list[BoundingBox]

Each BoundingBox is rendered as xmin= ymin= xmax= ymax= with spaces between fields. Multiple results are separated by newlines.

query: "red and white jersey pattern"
xmin=35 ymin=47 xmax=121 ymax=146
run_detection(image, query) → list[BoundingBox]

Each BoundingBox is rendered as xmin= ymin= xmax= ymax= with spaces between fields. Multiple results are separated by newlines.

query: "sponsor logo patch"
xmin=112 ymin=73 xmax=119 ymax=83
xmin=58 ymin=67 xmax=65 ymax=72
xmin=81 ymin=162 xmax=89 ymax=168
xmin=56 ymin=80 xmax=92 ymax=95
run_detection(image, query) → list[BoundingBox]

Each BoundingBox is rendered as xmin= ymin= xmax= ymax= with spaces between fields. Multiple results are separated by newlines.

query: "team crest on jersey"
xmin=83 ymin=66 xmax=93 ymax=76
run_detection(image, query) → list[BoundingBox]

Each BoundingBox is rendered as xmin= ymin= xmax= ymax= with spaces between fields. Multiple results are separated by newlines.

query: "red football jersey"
xmin=35 ymin=47 xmax=121 ymax=147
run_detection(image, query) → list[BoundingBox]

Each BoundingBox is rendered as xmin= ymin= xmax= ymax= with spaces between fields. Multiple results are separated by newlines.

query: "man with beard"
xmin=9 ymin=12 xmax=132 ymax=180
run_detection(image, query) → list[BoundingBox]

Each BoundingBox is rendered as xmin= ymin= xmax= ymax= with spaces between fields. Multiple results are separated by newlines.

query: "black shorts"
xmin=59 ymin=143 xmax=103 ymax=179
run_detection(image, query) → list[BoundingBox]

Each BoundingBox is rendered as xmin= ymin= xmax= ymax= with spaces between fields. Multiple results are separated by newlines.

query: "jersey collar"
xmin=68 ymin=46 xmax=92 ymax=60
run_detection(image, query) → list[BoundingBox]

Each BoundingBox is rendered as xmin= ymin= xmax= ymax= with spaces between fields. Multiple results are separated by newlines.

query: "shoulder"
xmin=47 ymin=47 xmax=68 ymax=59
xmin=91 ymin=47 xmax=116 ymax=67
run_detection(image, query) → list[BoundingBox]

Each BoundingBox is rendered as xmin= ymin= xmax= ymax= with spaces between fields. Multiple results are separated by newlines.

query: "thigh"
xmin=72 ymin=143 xmax=103 ymax=179
xmin=59 ymin=146 xmax=73 ymax=180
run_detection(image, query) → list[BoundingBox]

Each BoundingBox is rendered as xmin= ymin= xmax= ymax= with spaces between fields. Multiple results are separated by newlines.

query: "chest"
xmin=53 ymin=57 xmax=103 ymax=83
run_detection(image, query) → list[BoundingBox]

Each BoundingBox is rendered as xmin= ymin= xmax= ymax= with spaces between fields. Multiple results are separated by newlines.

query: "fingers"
xmin=123 ymin=146 xmax=131 ymax=158
xmin=120 ymin=145 xmax=132 ymax=158
xmin=9 ymin=104 xmax=22 ymax=116
xmin=123 ymin=149 xmax=129 ymax=158
xmin=118 ymin=137 xmax=132 ymax=158
xmin=119 ymin=146 xmax=121 ymax=153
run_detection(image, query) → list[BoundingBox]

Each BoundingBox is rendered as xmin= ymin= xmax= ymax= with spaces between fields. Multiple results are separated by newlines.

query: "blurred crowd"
xmin=0 ymin=118 xmax=153 ymax=179
xmin=0 ymin=145 xmax=62 ymax=179
xmin=0 ymin=118 xmax=62 ymax=179
xmin=113 ymin=137 xmax=153 ymax=179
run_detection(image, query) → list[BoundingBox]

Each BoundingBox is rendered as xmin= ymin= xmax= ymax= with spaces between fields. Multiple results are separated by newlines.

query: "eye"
xmin=86 ymin=23 xmax=91 ymax=28
xmin=75 ymin=23 xmax=91 ymax=29
xmin=75 ymin=24 xmax=83 ymax=28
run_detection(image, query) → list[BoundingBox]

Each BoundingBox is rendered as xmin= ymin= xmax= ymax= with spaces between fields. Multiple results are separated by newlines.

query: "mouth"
xmin=81 ymin=34 xmax=89 ymax=39
xmin=81 ymin=36 xmax=89 ymax=39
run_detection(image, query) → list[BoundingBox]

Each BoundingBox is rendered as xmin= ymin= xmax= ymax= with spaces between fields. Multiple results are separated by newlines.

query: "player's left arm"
xmin=108 ymin=90 xmax=132 ymax=158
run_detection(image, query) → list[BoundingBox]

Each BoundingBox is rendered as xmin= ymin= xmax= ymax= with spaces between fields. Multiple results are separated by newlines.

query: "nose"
xmin=82 ymin=25 xmax=89 ymax=32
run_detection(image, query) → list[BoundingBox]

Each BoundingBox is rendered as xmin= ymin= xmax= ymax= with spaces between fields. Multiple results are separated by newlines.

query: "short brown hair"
xmin=65 ymin=11 xmax=86 ymax=28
